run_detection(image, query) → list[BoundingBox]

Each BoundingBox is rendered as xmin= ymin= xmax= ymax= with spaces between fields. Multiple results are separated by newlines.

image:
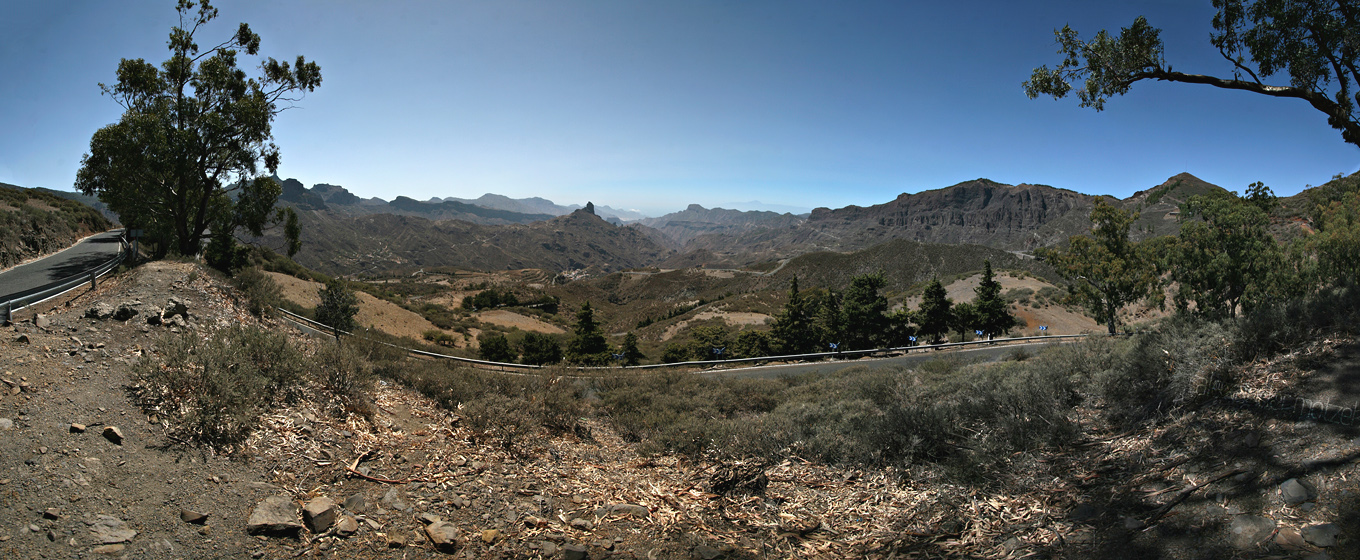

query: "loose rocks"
xmin=1229 ymin=515 xmax=1276 ymax=549
xmin=1302 ymin=523 xmax=1341 ymax=547
xmin=425 ymin=521 xmax=461 ymax=553
xmin=88 ymin=515 xmax=137 ymax=544
xmin=303 ymin=497 xmax=338 ymax=533
xmin=102 ymin=426 xmax=124 ymax=445
xmin=180 ymin=509 xmax=208 ymax=525
xmin=1280 ymin=478 xmax=1314 ymax=505
xmin=246 ymin=496 xmax=302 ymax=536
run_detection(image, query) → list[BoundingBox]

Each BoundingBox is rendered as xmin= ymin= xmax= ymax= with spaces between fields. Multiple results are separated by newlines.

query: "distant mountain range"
xmin=25 ymin=170 xmax=1322 ymax=277
xmin=264 ymin=171 xmax=1254 ymax=275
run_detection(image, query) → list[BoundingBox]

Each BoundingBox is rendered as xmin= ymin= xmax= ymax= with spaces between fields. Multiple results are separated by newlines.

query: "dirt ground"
xmin=900 ymin=272 xmax=1103 ymax=335
xmin=266 ymin=272 xmax=441 ymax=341
xmin=474 ymin=310 xmax=564 ymax=334
xmin=661 ymin=310 xmax=771 ymax=341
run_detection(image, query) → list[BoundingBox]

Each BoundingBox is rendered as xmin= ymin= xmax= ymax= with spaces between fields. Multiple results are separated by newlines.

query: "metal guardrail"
xmin=0 ymin=233 xmax=129 ymax=325
xmin=276 ymin=306 xmax=1092 ymax=374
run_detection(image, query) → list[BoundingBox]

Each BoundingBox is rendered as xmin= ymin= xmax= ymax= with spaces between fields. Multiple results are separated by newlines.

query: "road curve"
xmin=0 ymin=229 xmax=124 ymax=303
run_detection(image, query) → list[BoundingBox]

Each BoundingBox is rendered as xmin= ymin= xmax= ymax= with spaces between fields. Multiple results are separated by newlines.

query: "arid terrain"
xmin=2 ymin=259 xmax=1356 ymax=559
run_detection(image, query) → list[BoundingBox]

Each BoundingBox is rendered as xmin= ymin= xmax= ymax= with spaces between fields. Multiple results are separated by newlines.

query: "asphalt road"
xmin=0 ymin=229 xmax=124 ymax=303
xmin=697 ymin=340 xmax=1070 ymax=379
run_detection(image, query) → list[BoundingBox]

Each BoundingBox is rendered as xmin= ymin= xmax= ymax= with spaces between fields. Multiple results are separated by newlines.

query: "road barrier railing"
xmin=277 ymin=306 xmax=1093 ymax=374
xmin=0 ymin=233 xmax=128 ymax=325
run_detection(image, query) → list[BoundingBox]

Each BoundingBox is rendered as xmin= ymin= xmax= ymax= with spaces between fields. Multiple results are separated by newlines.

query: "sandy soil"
xmin=474 ymin=310 xmax=564 ymax=334
xmin=265 ymin=272 xmax=441 ymax=341
xmin=899 ymin=272 xmax=1102 ymax=336
xmin=661 ymin=309 xmax=771 ymax=341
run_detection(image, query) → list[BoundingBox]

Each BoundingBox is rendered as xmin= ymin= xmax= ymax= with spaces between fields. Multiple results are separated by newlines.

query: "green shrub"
xmin=231 ymin=266 xmax=282 ymax=317
xmin=313 ymin=342 xmax=375 ymax=418
xmin=1094 ymin=318 xmax=1232 ymax=427
xmin=131 ymin=326 xmax=306 ymax=449
xmin=477 ymin=332 xmax=516 ymax=362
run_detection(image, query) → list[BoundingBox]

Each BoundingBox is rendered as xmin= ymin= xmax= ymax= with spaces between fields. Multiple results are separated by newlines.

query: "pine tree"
xmin=769 ymin=277 xmax=817 ymax=354
xmin=565 ymin=302 xmax=609 ymax=365
xmin=973 ymin=260 xmax=1017 ymax=338
xmin=917 ymin=278 xmax=952 ymax=343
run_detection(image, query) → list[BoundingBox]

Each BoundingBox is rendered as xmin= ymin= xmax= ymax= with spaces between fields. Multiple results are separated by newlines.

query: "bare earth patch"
xmin=474 ymin=309 xmax=564 ymax=334
xmin=265 ymin=272 xmax=440 ymax=341
xmin=662 ymin=309 xmax=771 ymax=341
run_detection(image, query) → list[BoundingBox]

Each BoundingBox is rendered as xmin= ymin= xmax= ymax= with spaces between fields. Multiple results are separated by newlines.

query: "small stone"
xmin=70 ymin=423 xmax=86 ymax=433
xmin=482 ymin=529 xmax=500 ymax=544
xmin=540 ymin=541 xmax=558 ymax=555
xmin=385 ymin=532 xmax=407 ymax=548
xmin=1276 ymin=527 xmax=1309 ymax=550
xmin=342 ymin=494 xmax=366 ymax=512
xmin=88 ymin=514 xmax=137 ymax=544
xmin=381 ymin=487 xmax=411 ymax=512
xmin=1229 ymin=515 xmax=1276 ymax=549
xmin=335 ymin=515 xmax=358 ymax=537
xmin=600 ymin=503 xmax=650 ymax=518
xmin=418 ymin=512 xmax=443 ymax=525
xmin=1280 ymin=478 xmax=1314 ymax=505
xmin=570 ymin=517 xmax=593 ymax=530
xmin=43 ymin=508 xmax=60 ymax=520
xmin=102 ymin=426 xmax=124 ymax=445
xmin=28 ymin=524 xmax=40 ymax=533
xmin=563 ymin=543 xmax=589 ymax=560
xmin=34 ymin=314 xmax=50 ymax=328
xmin=246 ymin=496 xmax=302 ymax=536
xmin=180 ymin=509 xmax=208 ymax=525
xmin=197 ymin=525 xmax=211 ymax=536
xmin=1302 ymin=523 xmax=1341 ymax=547
xmin=91 ymin=544 xmax=125 ymax=555
xmin=525 ymin=515 xmax=547 ymax=528
xmin=303 ymin=497 xmax=338 ymax=533
xmin=14 ymin=334 xmax=30 ymax=344
xmin=0 ymin=418 xmax=13 ymax=430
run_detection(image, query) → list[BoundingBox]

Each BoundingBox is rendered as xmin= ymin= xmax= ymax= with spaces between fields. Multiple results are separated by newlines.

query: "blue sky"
xmin=3 ymin=1 xmax=1357 ymax=217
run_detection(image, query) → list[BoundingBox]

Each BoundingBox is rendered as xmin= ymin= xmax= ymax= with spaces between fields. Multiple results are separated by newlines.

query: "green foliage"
xmin=1041 ymin=198 xmax=1158 ymax=334
xmin=950 ymin=301 xmax=979 ymax=340
xmin=769 ymin=277 xmax=818 ymax=354
xmin=230 ymin=266 xmax=281 ymax=317
xmin=973 ymin=260 xmax=1017 ymax=338
xmin=661 ymin=342 xmax=691 ymax=363
xmin=619 ymin=332 xmax=644 ymax=366
xmin=916 ymin=278 xmax=953 ymax=343
xmin=462 ymin=288 xmax=519 ymax=310
xmin=519 ymin=331 xmax=563 ymax=365
xmin=313 ymin=341 xmax=375 ymax=418
xmin=131 ymin=325 xmax=307 ymax=449
xmin=388 ymin=361 xmax=582 ymax=450
xmin=1169 ymin=189 xmax=1284 ymax=317
xmin=732 ymin=330 xmax=774 ymax=359
xmin=689 ymin=325 xmax=731 ymax=360
xmin=1026 ymin=2 xmax=1360 ymax=147
xmin=75 ymin=0 xmax=318 ymax=257
xmin=477 ymin=332 xmax=516 ymax=363
xmin=841 ymin=273 xmax=889 ymax=350
xmin=565 ymin=302 xmax=610 ymax=365
xmin=422 ymin=329 xmax=458 ymax=347
xmin=316 ymin=279 xmax=359 ymax=334
xmin=814 ymin=289 xmax=845 ymax=350
xmin=1312 ymin=188 xmax=1360 ymax=286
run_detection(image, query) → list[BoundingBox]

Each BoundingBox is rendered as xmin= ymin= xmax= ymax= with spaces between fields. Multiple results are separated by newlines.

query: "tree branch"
xmin=1145 ymin=69 xmax=1360 ymax=145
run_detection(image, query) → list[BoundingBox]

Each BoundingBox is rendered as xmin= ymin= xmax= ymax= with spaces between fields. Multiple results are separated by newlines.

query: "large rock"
xmin=1228 ymin=515 xmax=1276 ymax=549
xmin=247 ymin=496 xmax=302 ymax=536
xmin=424 ymin=521 xmax=461 ymax=553
xmin=85 ymin=303 xmax=115 ymax=320
xmin=112 ymin=303 xmax=139 ymax=322
xmin=1280 ymin=478 xmax=1314 ymax=505
xmin=162 ymin=297 xmax=188 ymax=319
xmin=1302 ymin=523 xmax=1340 ymax=547
xmin=303 ymin=497 xmax=338 ymax=533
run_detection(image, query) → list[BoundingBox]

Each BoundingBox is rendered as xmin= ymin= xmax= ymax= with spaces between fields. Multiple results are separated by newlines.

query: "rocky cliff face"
xmin=807 ymin=179 xmax=1094 ymax=250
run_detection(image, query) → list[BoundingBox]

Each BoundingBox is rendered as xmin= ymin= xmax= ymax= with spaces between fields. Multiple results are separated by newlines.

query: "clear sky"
xmin=3 ymin=1 xmax=1357 ymax=217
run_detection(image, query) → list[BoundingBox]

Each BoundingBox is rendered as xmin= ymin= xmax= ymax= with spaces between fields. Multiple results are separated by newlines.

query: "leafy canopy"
xmin=1040 ymin=198 xmax=1158 ymax=334
xmin=77 ymin=0 xmax=320 ymax=258
xmin=1025 ymin=0 xmax=1360 ymax=148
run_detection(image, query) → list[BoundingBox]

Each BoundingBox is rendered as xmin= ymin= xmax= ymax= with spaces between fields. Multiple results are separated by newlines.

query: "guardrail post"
xmin=1 ymin=301 xmax=10 ymax=326
xmin=89 ymin=271 xmax=96 ymax=290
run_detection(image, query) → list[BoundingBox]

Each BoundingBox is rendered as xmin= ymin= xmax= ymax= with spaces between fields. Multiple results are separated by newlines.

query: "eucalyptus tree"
xmin=1025 ymin=0 xmax=1360 ymax=148
xmin=76 ymin=0 xmax=320 ymax=258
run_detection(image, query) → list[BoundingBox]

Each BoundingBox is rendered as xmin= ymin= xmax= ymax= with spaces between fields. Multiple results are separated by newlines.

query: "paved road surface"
xmin=0 ymin=229 xmax=124 ymax=303
xmin=697 ymin=341 xmax=1069 ymax=379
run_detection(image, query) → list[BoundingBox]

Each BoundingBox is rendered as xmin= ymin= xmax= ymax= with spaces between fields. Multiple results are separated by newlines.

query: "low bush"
xmin=313 ymin=342 xmax=375 ymax=418
xmin=131 ymin=325 xmax=307 ymax=450
xmin=231 ymin=266 xmax=282 ymax=318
